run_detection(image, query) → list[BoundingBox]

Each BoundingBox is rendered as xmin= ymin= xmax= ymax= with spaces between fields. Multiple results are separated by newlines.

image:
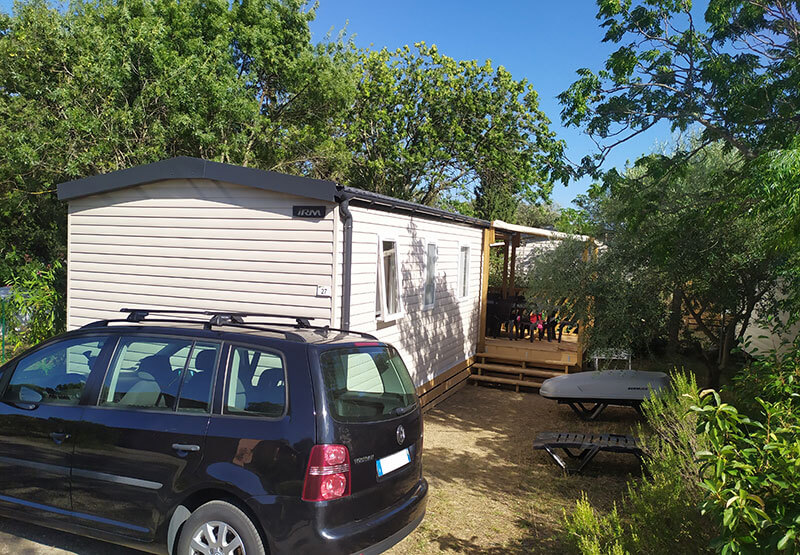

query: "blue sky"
xmin=0 ymin=0 xmax=693 ymax=206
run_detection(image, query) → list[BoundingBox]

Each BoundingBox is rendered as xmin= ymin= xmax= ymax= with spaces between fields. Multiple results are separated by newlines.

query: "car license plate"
xmin=376 ymin=448 xmax=411 ymax=477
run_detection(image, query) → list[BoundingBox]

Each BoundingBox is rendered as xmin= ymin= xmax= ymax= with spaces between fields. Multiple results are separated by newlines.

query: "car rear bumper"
xmin=354 ymin=510 xmax=425 ymax=555
xmin=248 ymin=477 xmax=427 ymax=555
xmin=325 ymin=477 xmax=428 ymax=555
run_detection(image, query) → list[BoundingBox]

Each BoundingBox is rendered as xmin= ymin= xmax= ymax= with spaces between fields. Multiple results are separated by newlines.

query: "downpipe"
xmin=336 ymin=192 xmax=353 ymax=330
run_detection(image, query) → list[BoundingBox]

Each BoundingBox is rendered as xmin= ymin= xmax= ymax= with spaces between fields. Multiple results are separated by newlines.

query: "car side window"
xmin=2 ymin=336 xmax=108 ymax=406
xmin=177 ymin=342 xmax=219 ymax=413
xmin=225 ymin=346 xmax=286 ymax=417
xmin=100 ymin=336 xmax=219 ymax=412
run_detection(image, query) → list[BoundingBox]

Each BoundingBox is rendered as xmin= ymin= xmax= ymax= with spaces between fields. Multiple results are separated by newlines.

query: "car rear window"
xmin=319 ymin=345 xmax=417 ymax=422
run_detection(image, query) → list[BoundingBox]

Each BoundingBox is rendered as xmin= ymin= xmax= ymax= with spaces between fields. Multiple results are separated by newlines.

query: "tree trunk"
xmin=667 ymin=285 xmax=682 ymax=352
xmin=709 ymin=320 xmax=738 ymax=389
xmin=720 ymin=331 xmax=732 ymax=370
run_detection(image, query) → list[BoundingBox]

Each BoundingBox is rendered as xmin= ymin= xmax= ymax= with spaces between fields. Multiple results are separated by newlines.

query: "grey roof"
xmin=57 ymin=156 xmax=338 ymax=202
xmin=342 ymin=187 xmax=490 ymax=229
xmin=56 ymin=156 xmax=489 ymax=229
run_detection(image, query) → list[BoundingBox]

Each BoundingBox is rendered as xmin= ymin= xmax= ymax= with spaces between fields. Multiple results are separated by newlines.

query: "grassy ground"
xmin=387 ymin=384 xmax=645 ymax=554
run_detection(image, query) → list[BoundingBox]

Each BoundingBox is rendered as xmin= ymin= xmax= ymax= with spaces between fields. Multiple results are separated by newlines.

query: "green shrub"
xmin=692 ymin=345 xmax=800 ymax=554
xmin=564 ymin=495 xmax=627 ymax=555
xmin=563 ymin=372 xmax=716 ymax=555
xmin=3 ymin=260 xmax=65 ymax=355
xmin=729 ymin=336 xmax=800 ymax=413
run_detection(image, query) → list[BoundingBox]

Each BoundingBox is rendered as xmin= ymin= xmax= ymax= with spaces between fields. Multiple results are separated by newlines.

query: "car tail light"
xmin=302 ymin=444 xmax=351 ymax=502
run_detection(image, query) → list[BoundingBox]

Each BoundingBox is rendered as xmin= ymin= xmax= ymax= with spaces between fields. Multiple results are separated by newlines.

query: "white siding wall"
xmin=335 ymin=206 xmax=484 ymax=387
xmin=67 ymin=178 xmax=336 ymax=329
xmin=740 ymin=282 xmax=800 ymax=356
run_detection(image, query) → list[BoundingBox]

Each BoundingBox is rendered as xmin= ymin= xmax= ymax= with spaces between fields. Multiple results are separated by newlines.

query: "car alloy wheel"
xmin=189 ymin=520 xmax=246 ymax=555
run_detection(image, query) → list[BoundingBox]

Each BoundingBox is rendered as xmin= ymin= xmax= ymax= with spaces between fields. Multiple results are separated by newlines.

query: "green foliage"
xmin=3 ymin=259 xmax=65 ymax=353
xmin=688 ymin=342 xmax=800 ymax=553
xmin=556 ymin=206 xmax=596 ymax=235
xmin=488 ymin=249 xmax=505 ymax=289
xmin=565 ymin=348 xmax=800 ymax=555
xmin=344 ymin=42 xmax=567 ymax=208
xmin=514 ymin=201 xmax=560 ymax=229
xmin=564 ymin=372 xmax=716 ymax=555
xmin=564 ymin=495 xmax=627 ymax=555
xmin=560 ymin=0 xmax=800 ymax=173
xmin=616 ymin=144 xmax=784 ymax=360
xmin=550 ymin=140 xmax=791 ymax=386
xmin=1 ymin=2 xmax=565 ymax=291
xmin=474 ymin=180 xmax=518 ymax=222
xmin=525 ymin=238 xmax=668 ymax=356
xmin=0 ymin=0 xmax=357 ymax=264
xmin=559 ymin=3 xmax=800 ymax=318
xmin=730 ymin=336 xmax=800 ymax=414
xmin=692 ymin=384 xmax=800 ymax=554
xmin=745 ymin=138 xmax=800 ymax=257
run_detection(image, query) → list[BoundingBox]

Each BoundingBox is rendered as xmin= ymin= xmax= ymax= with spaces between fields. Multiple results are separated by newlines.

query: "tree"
xmin=515 ymin=201 xmax=560 ymax=228
xmin=573 ymin=141 xmax=789 ymax=386
xmin=0 ymin=0 xmax=357 ymax=267
xmin=555 ymin=0 xmax=800 ymax=385
xmin=525 ymin=237 xmax=669 ymax=356
xmin=559 ymin=0 xmax=800 ymax=172
xmin=343 ymin=43 xmax=567 ymax=210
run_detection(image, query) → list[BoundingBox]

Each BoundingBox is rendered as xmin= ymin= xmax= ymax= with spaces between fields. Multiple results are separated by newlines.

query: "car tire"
xmin=177 ymin=500 xmax=265 ymax=555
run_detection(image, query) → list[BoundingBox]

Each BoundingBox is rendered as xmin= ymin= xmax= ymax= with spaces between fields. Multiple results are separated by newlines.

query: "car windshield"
xmin=319 ymin=345 xmax=417 ymax=422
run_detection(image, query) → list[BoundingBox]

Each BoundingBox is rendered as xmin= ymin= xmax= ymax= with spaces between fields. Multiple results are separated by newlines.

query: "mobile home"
xmin=57 ymin=157 xmax=489 ymax=407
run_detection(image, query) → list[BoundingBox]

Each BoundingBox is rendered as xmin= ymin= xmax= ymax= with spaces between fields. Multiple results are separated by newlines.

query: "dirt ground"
xmin=387 ymin=384 xmax=643 ymax=554
xmin=0 ymin=384 xmax=643 ymax=554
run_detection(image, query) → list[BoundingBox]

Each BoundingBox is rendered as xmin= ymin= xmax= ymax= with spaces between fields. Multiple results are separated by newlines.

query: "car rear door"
xmin=0 ymin=334 xmax=112 ymax=521
xmin=202 ymin=341 xmax=315 ymax=515
xmin=315 ymin=344 xmax=423 ymax=520
xmin=70 ymin=334 xmax=220 ymax=540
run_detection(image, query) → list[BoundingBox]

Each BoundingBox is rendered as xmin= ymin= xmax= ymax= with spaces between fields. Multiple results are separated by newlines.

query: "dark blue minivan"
xmin=0 ymin=309 xmax=427 ymax=554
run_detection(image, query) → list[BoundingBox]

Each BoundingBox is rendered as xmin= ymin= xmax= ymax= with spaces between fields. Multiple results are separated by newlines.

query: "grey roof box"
xmin=540 ymin=370 xmax=670 ymax=402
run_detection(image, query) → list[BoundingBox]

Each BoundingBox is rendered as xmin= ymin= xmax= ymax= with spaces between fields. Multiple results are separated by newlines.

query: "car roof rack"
xmin=80 ymin=308 xmax=378 ymax=341
xmin=119 ymin=308 xmax=314 ymax=328
xmin=242 ymin=322 xmax=378 ymax=341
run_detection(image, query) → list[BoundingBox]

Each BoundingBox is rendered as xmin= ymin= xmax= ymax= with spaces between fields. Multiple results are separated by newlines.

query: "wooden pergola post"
xmin=508 ymin=232 xmax=519 ymax=297
xmin=477 ymin=228 xmax=494 ymax=352
xmin=501 ymin=237 xmax=510 ymax=298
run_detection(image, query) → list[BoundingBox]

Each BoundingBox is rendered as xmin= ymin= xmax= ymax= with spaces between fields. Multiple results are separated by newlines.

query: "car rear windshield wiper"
xmin=391 ymin=404 xmax=416 ymax=416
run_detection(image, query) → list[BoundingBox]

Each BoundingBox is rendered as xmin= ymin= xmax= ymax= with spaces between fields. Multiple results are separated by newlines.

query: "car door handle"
xmin=50 ymin=432 xmax=71 ymax=444
xmin=172 ymin=443 xmax=200 ymax=453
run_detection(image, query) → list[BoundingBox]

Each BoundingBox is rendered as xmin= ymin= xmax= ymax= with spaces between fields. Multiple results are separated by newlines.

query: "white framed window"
xmin=458 ymin=244 xmax=470 ymax=298
xmin=376 ymin=237 xmax=402 ymax=321
xmin=423 ymin=241 xmax=437 ymax=310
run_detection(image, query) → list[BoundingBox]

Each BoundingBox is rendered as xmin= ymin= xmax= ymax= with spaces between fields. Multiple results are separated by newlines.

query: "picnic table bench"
xmin=533 ymin=432 xmax=643 ymax=474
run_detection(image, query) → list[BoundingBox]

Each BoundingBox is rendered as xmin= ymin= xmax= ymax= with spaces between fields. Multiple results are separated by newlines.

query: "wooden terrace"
xmin=471 ymin=221 xmax=589 ymax=392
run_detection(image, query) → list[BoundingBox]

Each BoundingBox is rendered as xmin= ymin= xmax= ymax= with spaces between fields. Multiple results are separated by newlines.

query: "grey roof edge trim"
xmin=340 ymin=186 xmax=491 ymax=229
xmin=57 ymin=156 xmax=338 ymax=202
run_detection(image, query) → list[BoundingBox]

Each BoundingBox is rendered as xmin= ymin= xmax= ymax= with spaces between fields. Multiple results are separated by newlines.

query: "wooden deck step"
xmin=472 ymin=362 xmax=562 ymax=379
xmin=469 ymin=374 xmax=545 ymax=389
xmin=475 ymin=351 xmax=577 ymax=370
